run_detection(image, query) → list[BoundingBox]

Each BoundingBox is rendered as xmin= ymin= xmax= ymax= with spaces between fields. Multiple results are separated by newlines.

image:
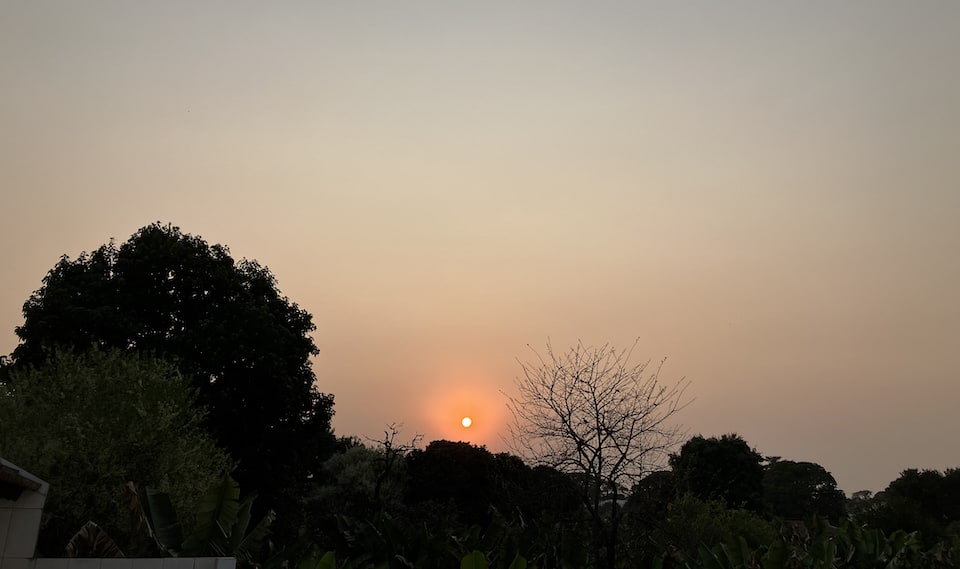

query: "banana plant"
xmin=134 ymin=475 xmax=275 ymax=566
xmin=65 ymin=521 xmax=125 ymax=558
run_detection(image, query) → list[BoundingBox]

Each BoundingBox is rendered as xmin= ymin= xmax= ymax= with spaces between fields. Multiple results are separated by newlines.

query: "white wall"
xmin=0 ymin=457 xmax=49 ymax=569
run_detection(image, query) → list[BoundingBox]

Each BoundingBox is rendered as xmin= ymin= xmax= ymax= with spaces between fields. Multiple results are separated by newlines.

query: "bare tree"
xmin=505 ymin=340 xmax=689 ymax=569
xmin=366 ymin=423 xmax=422 ymax=511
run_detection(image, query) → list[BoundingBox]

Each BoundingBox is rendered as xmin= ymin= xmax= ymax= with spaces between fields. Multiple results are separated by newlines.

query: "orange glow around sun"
xmin=419 ymin=361 xmax=507 ymax=448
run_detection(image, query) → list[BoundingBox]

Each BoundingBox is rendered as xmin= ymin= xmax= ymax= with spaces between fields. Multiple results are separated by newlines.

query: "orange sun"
xmin=461 ymin=416 xmax=473 ymax=428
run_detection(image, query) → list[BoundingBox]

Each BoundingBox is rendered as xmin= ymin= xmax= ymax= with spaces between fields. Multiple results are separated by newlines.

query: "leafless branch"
xmin=505 ymin=339 xmax=690 ymax=490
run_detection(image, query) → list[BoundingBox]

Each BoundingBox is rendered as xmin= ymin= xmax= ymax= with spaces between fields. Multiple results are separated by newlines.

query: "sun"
xmin=461 ymin=416 xmax=473 ymax=428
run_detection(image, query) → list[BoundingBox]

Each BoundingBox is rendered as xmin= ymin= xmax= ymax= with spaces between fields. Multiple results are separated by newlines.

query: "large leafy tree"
xmin=669 ymin=434 xmax=765 ymax=512
xmin=885 ymin=468 xmax=960 ymax=525
xmin=0 ymin=348 xmax=233 ymax=555
xmin=762 ymin=459 xmax=846 ymax=522
xmin=405 ymin=440 xmax=498 ymax=527
xmin=10 ymin=223 xmax=336 ymax=526
xmin=860 ymin=468 xmax=960 ymax=541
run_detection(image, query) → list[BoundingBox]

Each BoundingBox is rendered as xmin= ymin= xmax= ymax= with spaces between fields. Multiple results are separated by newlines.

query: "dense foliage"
xmin=670 ymin=434 xmax=765 ymax=512
xmin=10 ymin=223 xmax=336 ymax=528
xmin=293 ymin=438 xmax=960 ymax=569
xmin=763 ymin=459 xmax=846 ymax=522
xmin=851 ymin=468 xmax=960 ymax=544
xmin=0 ymin=348 xmax=233 ymax=555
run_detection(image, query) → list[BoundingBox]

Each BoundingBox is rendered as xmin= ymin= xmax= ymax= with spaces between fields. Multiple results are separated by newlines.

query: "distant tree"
xmin=404 ymin=440 xmax=498 ymax=527
xmin=505 ymin=341 xmax=689 ymax=569
xmin=9 ymin=223 xmax=336 ymax=529
xmin=669 ymin=434 xmax=764 ymax=512
xmin=620 ymin=470 xmax=678 ymax=563
xmin=762 ymin=459 xmax=846 ymax=522
xmin=490 ymin=451 xmax=531 ymax=512
xmin=886 ymin=468 xmax=960 ymax=524
xmin=310 ymin=424 xmax=420 ymax=526
xmin=847 ymin=490 xmax=880 ymax=523
xmin=0 ymin=348 xmax=233 ymax=555
xmin=941 ymin=469 xmax=960 ymax=526
xmin=625 ymin=470 xmax=677 ymax=523
xmin=525 ymin=465 xmax=583 ymax=520
xmin=862 ymin=468 xmax=960 ymax=542
xmin=310 ymin=444 xmax=407 ymax=530
xmin=368 ymin=424 xmax=422 ymax=512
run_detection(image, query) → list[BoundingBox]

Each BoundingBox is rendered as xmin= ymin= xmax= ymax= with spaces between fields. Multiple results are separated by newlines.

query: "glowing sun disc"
xmin=461 ymin=416 xmax=473 ymax=428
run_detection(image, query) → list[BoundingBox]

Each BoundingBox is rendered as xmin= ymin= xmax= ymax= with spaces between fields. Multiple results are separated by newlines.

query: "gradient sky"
xmin=2 ymin=1 xmax=958 ymax=494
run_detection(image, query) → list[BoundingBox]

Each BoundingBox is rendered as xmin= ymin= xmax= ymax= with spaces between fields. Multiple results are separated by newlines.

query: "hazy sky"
xmin=2 ymin=1 xmax=958 ymax=494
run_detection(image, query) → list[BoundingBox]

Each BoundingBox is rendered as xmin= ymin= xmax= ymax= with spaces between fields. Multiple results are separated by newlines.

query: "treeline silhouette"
xmin=2 ymin=223 xmax=958 ymax=568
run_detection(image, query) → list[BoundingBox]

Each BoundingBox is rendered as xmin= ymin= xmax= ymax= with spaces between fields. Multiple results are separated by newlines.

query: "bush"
xmin=0 ymin=348 xmax=233 ymax=555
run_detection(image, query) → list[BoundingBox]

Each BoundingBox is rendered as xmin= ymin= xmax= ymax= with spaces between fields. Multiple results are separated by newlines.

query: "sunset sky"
xmin=2 ymin=1 xmax=958 ymax=494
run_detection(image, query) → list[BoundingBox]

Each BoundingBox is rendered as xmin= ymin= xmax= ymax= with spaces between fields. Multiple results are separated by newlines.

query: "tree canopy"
xmin=669 ymin=434 xmax=765 ymax=512
xmin=762 ymin=459 xmax=846 ymax=522
xmin=9 ymin=223 xmax=336 ymax=523
xmin=0 ymin=348 xmax=233 ymax=555
xmin=405 ymin=440 xmax=498 ymax=527
xmin=859 ymin=468 xmax=960 ymax=542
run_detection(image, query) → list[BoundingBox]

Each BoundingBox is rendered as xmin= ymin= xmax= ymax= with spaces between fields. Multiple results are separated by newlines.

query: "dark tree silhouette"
xmin=625 ymin=470 xmax=677 ymax=524
xmin=861 ymin=468 xmax=960 ymax=542
xmin=886 ymin=468 xmax=960 ymax=524
xmin=670 ymin=434 xmax=764 ymax=512
xmin=762 ymin=459 xmax=846 ymax=522
xmin=404 ymin=440 xmax=498 ymax=527
xmin=10 ymin=223 xmax=336 ymax=527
